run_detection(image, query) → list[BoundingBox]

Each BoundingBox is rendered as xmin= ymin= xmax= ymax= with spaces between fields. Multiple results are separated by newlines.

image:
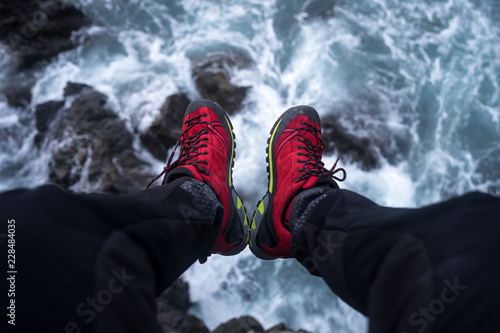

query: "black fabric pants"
xmin=1 ymin=182 xmax=499 ymax=333
xmin=293 ymin=189 xmax=500 ymax=333
xmin=0 ymin=179 xmax=216 ymax=333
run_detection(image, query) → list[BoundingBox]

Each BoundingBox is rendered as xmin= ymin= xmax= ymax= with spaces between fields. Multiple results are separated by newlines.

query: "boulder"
xmin=0 ymin=0 xmax=92 ymax=69
xmin=40 ymin=82 xmax=153 ymax=194
xmin=321 ymin=115 xmax=380 ymax=170
xmin=64 ymin=81 xmax=92 ymax=97
xmin=266 ymin=323 xmax=288 ymax=332
xmin=34 ymin=100 xmax=64 ymax=147
xmin=303 ymin=0 xmax=335 ymax=19
xmin=212 ymin=316 xmax=264 ymax=333
xmin=157 ymin=279 xmax=191 ymax=313
xmin=140 ymin=93 xmax=191 ymax=161
xmin=0 ymin=84 xmax=32 ymax=108
xmin=156 ymin=279 xmax=209 ymax=333
xmin=192 ymin=52 xmax=251 ymax=114
xmin=265 ymin=323 xmax=311 ymax=333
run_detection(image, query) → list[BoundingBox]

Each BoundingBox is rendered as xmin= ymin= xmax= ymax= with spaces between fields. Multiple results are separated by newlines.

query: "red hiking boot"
xmin=250 ymin=105 xmax=346 ymax=259
xmin=147 ymin=99 xmax=248 ymax=256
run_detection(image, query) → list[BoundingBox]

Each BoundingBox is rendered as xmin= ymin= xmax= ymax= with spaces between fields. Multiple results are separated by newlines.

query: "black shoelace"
xmin=146 ymin=113 xmax=210 ymax=189
xmin=295 ymin=121 xmax=347 ymax=183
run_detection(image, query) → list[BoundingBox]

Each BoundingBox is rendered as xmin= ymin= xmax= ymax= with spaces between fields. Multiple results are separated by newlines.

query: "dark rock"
xmin=34 ymin=100 xmax=64 ymax=146
xmin=45 ymin=82 xmax=153 ymax=194
xmin=321 ymin=115 xmax=380 ymax=171
xmin=156 ymin=279 xmax=209 ymax=333
xmin=0 ymin=0 xmax=92 ymax=69
xmin=265 ymin=323 xmax=311 ymax=333
xmin=140 ymin=93 xmax=191 ymax=161
xmin=177 ymin=313 xmax=210 ymax=333
xmin=79 ymin=31 xmax=127 ymax=61
xmin=157 ymin=306 xmax=209 ymax=333
xmin=265 ymin=323 xmax=287 ymax=332
xmin=212 ymin=316 xmax=264 ymax=333
xmin=157 ymin=279 xmax=191 ymax=313
xmin=322 ymin=91 xmax=413 ymax=169
xmin=192 ymin=52 xmax=251 ymax=114
xmin=64 ymin=81 xmax=92 ymax=97
xmin=0 ymin=84 xmax=32 ymax=107
xmin=303 ymin=0 xmax=335 ymax=20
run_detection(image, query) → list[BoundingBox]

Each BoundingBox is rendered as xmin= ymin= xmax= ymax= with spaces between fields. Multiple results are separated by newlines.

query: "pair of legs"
xmin=1 ymin=100 xmax=499 ymax=332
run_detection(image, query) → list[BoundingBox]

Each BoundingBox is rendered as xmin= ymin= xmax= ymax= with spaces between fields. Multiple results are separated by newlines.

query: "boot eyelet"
xmin=203 ymin=113 xmax=208 ymax=117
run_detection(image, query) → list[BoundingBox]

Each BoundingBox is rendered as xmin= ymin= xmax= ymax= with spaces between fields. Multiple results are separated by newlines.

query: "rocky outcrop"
xmin=140 ymin=93 xmax=191 ymax=161
xmin=140 ymin=52 xmax=253 ymax=162
xmin=157 ymin=279 xmax=209 ymax=333
xmin=34 ymin=100 xmax=65 ymax=146
xmin=212 ymin=316 xmax=311 ymax=333
xmin=213 ymin=316 xmax=264 ymax=333
xmin=156 ymin=281 xmax=311 ymax=333
xmin=321 ymin=115 xmax=381 ymax=170
xmin=321 ymin=93 xmax=411 ymax=170
xmin=192 ymin=52 xmax=251 ymax=114
xmin=303 ymin=0 xmax=335 ymax=20
xmin=0 ymin=0 xmax=91 ymax=69
xmin=0 ymin=84 xmax=32 ymax=108
xmin=36 ymin=82 xmax=153 ymax=194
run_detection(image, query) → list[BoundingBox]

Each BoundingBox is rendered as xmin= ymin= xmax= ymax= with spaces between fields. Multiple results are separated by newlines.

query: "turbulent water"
xmin=1 ymin=0 xmax=499 ymax=332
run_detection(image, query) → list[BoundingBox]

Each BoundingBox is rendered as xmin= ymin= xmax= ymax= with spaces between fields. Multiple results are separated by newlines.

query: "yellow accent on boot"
xmin=258 ymin=200 xmax=265 ymax=215
xmin=268 ymin=119 xmax=282 ymax=193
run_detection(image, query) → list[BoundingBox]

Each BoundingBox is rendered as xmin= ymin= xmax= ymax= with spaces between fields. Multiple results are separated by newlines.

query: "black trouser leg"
xmin=293 ymin=189 xmax=500 ymax=333
xmin=0 ymin=177 xmax=218 ymax=333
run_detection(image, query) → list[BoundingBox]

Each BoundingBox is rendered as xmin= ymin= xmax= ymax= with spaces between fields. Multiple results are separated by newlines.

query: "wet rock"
xmin=321 ymin=115 xmax=381 ymax=170
xmin=156 ymin=279 xmax=209 ymax=333
xmin=265 ymin=323 xmax=311 ymax=333
xmin=0 ymin=84 xmax=32 ymax=108
xmin=140 ymin=92 xmax=191 ymax=161
xmin=157 ymin=308 xmax=209 ymax=333
xmin=42 ymin=82 xmax=153 ymax=194
xmin=0 ymin=0 xmax=92 ymax=69
xmin=157 ymin=279 xmax=191 ymax=313
xmin=64 ymin=81 xmax=92 ymax=97
xmin=212 ymin=316 xmax=264 ymax=333
xmin=34 ymin=100 xmax=64 ymax=147
xmin=322 ymin=91 xmax=413 ymax=170
xmin=192 ymin=52 xmax=251 ymax=114
xmin=303 ymin=0 xmax=335 ymax=20
xmin=266 ymin=323 xmax=288 ymax=332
